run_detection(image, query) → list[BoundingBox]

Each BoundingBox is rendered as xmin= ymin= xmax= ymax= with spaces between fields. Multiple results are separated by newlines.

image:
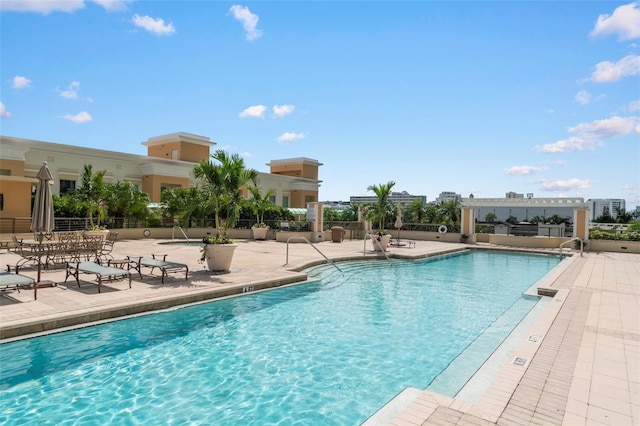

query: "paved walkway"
xmin=0 ymin=239 xmax=638 ymax=425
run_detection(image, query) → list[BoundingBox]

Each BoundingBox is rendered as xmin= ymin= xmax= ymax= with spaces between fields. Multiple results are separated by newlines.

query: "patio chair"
xmin=65 ymin=261 xmax=131 ymax=293
xmin=0 ymin=270 xmax=37 ymax=300
xmin=127 ymin=254 xmax=189 ymax=284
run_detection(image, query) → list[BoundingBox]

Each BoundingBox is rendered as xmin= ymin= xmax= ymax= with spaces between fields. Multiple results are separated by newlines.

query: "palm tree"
xmin=105 ymin=181 xmax=150 ymax=228
xmin=406 ymin=198 xmax=426 ymax=223
xmin=438 ymin=199 xmax=460 ymax=224
xmin=76 ymin=164 xmax=107 ymax=227
xmin=484 ymin=212 xmax=497 ymax=223
xmin=364 ymin=181 xmax=395 ymax=232
xmin=341 ymin=203 xmax=360 ymax=222
xmin=194 ymin=150 xmax=258 ymax=236
xmin=247 ymin=185 xmax=276 ymax=226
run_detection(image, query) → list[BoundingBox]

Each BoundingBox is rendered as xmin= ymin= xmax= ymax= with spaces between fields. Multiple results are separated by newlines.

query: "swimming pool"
xmin=0 ymin=250 xmax=561 ymax=425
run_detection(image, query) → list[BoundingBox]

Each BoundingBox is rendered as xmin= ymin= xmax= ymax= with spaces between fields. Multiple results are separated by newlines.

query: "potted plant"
xmin=248 ymin=186 xmax=275 ymax=240
xmin=199 ymin=233 xmax=237 ymax=272
xmin=370 ymin=229 xmax=392 ymax=251
xmin=573 ymin=238 xmax=588 ymax=250
xmin=363 ymin=181 xmax=395 ymax=251
xmin=460 ymin=233 xmax=469 ymax=243
xmin=83 ymin=224 xmax=110 ymax=239
xmin=194 ymin=150 xmax=258 ymax=271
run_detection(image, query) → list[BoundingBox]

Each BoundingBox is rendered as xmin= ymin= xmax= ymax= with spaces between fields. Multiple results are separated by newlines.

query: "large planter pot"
xmin=252 ymin=227 xmax=269 ymax=240
xmin=83 ymin=229 xmax=110 ymax=240
xmin=202 ymin=244 xmax=237 ymax=272
xmin=370 ymin=234 xmax=391 ymax=251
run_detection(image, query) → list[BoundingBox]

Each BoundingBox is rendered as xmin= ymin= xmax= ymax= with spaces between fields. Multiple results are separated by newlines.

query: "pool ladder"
xmin=172 ymin=226 xmax=189 ymax=242
xmin=284 ymin=236 xmax=342 ymax=272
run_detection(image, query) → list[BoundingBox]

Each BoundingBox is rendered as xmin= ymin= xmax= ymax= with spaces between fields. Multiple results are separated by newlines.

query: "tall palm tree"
xmin=406 ymin=198 xmax=426 ymax=223
xmin=194 ymin=150 xmax=258 ymax=235
xmin=438 ymin=199 xmax=461 ymax=224
xmin=247 ymin=185 xmax=276 ymax=225
xmin=76 ymin=164 xmax=107 ymax=227
xmin=364 ymin=181 xmax=395 ymax=232
xmin=106 ymin=181 xmax=150 ymax=228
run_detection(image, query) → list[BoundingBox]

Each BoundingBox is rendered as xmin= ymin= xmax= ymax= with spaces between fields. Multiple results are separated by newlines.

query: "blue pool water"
xmin=0 ymin=250 xmax=561 ymax=425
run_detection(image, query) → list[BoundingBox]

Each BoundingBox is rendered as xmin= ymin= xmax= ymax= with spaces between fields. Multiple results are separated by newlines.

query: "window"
xmin=269 ymin=195 xmax=276 ymax=204
xmin=282 ymin=196 xmax=289 ymax=208
xmin=0 ymin=169 xmax=10 ymax=176
xmin=305 ymin=195 xmax=315 ymax=204
xmin=0 ymin=194 xmax=3 ymax=210
xmin=60 ymin=179 xmax=76 ymax=194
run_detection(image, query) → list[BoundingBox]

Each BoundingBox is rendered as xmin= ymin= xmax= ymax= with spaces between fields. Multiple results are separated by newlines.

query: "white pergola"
xmin=460 ymin=197 xmax=591 ymax=243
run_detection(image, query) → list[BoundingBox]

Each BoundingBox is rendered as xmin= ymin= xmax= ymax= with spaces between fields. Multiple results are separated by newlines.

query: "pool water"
xmin=0 ymin=250 xmax=561 ymax=425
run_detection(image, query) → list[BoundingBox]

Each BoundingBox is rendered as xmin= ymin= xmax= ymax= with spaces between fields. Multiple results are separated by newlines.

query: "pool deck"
xmin=0 ymin=238 xmax=638 ymax=425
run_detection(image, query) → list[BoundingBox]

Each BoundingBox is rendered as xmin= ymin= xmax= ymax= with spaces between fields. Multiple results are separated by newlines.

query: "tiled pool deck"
xmin=0 ymin=239 xmax=638 ymax=425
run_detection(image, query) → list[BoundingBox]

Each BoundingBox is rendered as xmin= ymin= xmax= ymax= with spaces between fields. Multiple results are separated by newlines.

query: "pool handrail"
xmin=172 ymin=226 xmax=189 ymax=242
xmin=284 ymin=236 xmax=342 ymax=272
xmin=364 ymin=233 xmax=391 ymax=263
xmin=559 ymin=237 xmax=583 ymax=257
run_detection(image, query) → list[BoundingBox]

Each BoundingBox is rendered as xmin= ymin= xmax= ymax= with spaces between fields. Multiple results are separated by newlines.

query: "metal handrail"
xmin=364 ymin=233 xmax=391 ymax=263
xmin=284 ymin=236 xmax=342 ymax=272
xmin=559 ymin=237 xmax=583 ymax=257
xmin=172 ymin=226 xmax=189 ymax=242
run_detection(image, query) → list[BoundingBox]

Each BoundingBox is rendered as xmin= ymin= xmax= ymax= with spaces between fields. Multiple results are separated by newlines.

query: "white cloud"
xmin=539 ymin=178 xmax=591 ymax=192
xmin=58 ymin=81 xmax=81 ymax=99
xmin=0 ymin=102 xmax=11 ymax=118
xmin=11 ymin=75 xmax=32 ymax=89
xmin=537 ymin=116 xmax=638 ymax=153
xmin=61 ymin=111 xmax=92 ymax=123
xmin=629 ymin=99 xmax=640 ymax=111
xmin=228 ymin=5 xmax=263 ymax=41
xmin=569 ymin=115 xmax=637 ymax=138
xmin=91 ymin=0 xmax=131 ymax=12
xmin=132 ymin=14 xmax=176 ymax=36
xmin=575 ymin=90 xmax=592 ymax=105
xmin=277 ymin=132 xmax=305 ymax=144
xmin=589 ymin=54 xmax=640 ymax=83
xmin=503 ymin=165 xmax=548 ymax=175
xmin=0 ymin=0 xmax=130 ymax=14
xmin=240 ymin=151 xmax=252 ymax=158
xmin=590 ymin=2 xmax=640 ymax=41
xmin=0 ymin=0 xmax=85 ymax=14
xmin=239 ymin=105 xmax=267 ymax=119
xmin=551 ymin=160 xmax=567 ymax=166
xmin=273 ymin=104 xmax=295 ymax=118
xmin=624 ymin=184 xmax=638 ymax=190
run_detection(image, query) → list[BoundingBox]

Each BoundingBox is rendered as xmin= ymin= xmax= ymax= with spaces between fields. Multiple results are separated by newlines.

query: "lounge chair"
xmin=0 ymin=270 xmax=37 ymax=300
xmin=127 ymin=255 xmax=188 ymax=284
xmin=65 ymin=261 xmax=132 ymax=293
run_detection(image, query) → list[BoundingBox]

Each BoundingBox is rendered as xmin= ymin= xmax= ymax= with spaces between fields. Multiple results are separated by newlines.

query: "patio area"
xmin=0 ymin=238 xmax=638 ymax=425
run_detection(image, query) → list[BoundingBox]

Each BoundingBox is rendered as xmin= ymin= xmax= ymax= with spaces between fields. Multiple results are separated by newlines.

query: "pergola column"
xmin=573 ymin=208 xmax=590 ymax=241
xmin=460 ymin=207 xmax=476 ymax=243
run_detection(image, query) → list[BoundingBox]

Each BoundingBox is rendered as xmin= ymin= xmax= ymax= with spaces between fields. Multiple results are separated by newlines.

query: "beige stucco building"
xmin=0 ymin=132 xmax=322 ymax=225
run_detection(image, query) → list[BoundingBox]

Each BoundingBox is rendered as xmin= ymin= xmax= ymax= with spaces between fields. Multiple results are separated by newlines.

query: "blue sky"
xmin=1 ymin=1 xmax=639 ymax=208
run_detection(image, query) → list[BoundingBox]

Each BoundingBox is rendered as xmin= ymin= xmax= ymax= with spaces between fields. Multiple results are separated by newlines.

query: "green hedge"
xmin=589 ymin=228 xmax=640 ymax=241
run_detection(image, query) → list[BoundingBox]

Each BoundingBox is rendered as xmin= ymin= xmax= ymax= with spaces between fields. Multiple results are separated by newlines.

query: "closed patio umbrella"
xmin=394 ymin=202 xmax=403 ymax=243
xmin=30 ymin=161 xmax=55 ymax=283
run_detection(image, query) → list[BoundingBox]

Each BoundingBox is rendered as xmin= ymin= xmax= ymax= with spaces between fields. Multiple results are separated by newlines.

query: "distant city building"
xmin=506 ymin=191 xmax=524 ymax=198
xmin=587 ymin=199 xmax=626 ymax=220
xmin=476 ymin=192 xmax=573 ymax=222
xmin=435 ymin=191 xmax=462 ymax=204
xmin=321 ymin=201 xmax=351 ymax=211
xmin=350 ymin=191 xmax=426 ymax=206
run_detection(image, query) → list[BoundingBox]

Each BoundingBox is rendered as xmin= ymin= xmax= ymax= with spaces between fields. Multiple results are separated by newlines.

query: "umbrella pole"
xmin=37 ymin=232 xmax=43 ymax=283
